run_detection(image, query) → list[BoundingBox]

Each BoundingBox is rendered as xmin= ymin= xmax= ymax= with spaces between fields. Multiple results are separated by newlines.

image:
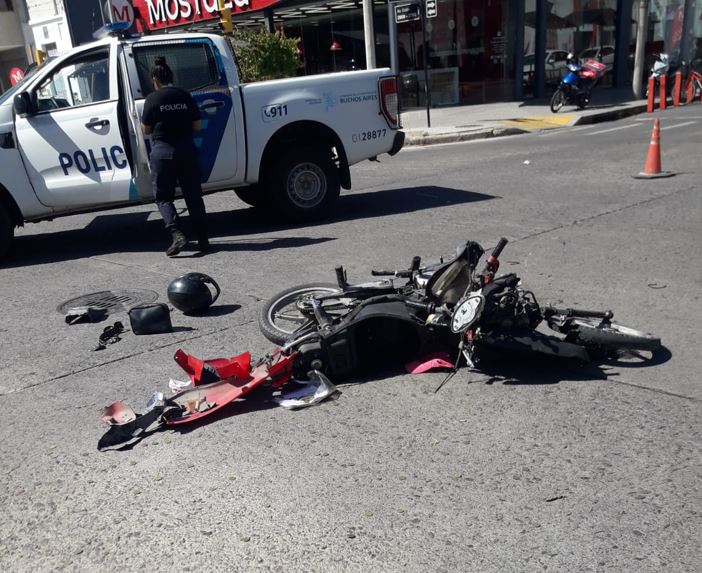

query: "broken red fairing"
xmin=174 ymin=349 xmax=252 ymax=386
xmin=100 ymin=400 xmax=137 ymax=425
xmin=165 ymin=348 xmax=297 ymax=425
xmin=165 ymin=377 xmax=263 ymax=426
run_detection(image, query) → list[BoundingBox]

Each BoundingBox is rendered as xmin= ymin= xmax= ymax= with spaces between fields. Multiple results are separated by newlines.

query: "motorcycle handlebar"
xmin=490 ymin=237 xmax=508 ymax=259
xmin=371 ymin=269 xmax=412 ymax=278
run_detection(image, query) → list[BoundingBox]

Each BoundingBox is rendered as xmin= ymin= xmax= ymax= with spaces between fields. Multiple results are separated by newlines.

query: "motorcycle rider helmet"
xmin=167 ymin=272 xmax=221 ymax=315
xmin=566 ymin=52 xmax=576 ymax=64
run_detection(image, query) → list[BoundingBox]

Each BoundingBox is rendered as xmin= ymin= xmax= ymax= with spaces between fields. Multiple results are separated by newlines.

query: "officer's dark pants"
xmin=150 ymin=139 xmax=208 ymax=238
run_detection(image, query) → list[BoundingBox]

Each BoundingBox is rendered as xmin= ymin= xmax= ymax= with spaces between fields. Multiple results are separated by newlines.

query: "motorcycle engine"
xmin=483 ymin=286 xmax=541 ymax=330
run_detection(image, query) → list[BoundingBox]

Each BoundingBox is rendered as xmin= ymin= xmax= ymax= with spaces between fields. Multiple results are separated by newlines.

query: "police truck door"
xmin=14 ymin=45 xmax=133 ymax=208
xmin=126 ymin=38 xmax=242 ymax=188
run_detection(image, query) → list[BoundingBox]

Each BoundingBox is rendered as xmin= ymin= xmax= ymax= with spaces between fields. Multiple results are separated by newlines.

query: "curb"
xmin=403 ymin=103 xmax=649 ymax=147
xmin=404 ymin=126 xmax=528 ymax=146
xmin=573 ymin=103 xmax=648 ymax=125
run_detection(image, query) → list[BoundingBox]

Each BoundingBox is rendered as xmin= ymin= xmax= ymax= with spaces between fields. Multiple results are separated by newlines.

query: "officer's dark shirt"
xmin=142 ymin=86 xmax=200 ymax=145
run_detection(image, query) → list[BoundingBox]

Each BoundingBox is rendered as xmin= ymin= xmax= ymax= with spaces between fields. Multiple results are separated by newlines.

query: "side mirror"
xmin=13 ymin=92 xmax=34 ymax=117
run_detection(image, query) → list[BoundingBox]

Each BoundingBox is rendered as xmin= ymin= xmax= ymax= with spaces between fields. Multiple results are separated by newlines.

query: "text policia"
xmin=58 ymin=146 xmax=128 ymax=176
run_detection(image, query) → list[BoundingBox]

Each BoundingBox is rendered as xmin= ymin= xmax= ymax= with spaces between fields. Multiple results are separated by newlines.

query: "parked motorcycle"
xmin=260 ymin=237 xmax=661 ymax=380
xmin=550 ymin=54 xmax=606 ymax=113
xmin=644 ymin=53 xmax=686 ymax=98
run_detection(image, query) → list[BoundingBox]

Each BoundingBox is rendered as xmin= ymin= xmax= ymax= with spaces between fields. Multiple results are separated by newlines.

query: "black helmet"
xmin=167 ymin=272 xmax=221 ymax=315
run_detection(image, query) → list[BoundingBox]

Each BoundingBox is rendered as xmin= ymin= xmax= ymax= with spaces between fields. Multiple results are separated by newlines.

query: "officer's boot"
xmin=166 ymin=228 xmax=188 ymax=257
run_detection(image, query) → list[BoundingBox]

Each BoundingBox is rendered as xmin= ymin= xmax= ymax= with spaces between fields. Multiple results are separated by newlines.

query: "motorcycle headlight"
xmin=450 ymin=294 xmax=485 ymax=333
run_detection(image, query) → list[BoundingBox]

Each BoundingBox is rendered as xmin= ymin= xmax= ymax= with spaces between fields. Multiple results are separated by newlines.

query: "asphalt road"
xmin=1 ymin=105 xmax=700 ymax=572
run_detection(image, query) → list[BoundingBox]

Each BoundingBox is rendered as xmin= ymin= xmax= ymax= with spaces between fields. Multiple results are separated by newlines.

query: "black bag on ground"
xmin=128 ymin=303 xmax=172 ymax=335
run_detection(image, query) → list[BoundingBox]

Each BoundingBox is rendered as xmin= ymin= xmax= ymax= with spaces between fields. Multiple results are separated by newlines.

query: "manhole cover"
xmin=57 ymin=289 xmax=159 ymax=315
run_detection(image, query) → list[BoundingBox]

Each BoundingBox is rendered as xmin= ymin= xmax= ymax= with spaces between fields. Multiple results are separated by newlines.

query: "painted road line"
xmin=635 ymin=115 xmax=702 ymax=121
xmin=588 ymin=124 xmax=639 ymax=135
xmin=537 ymin=124 xmax=596 ymax=136
xmin=660 ymin=121 xmax=697 ymax=130
xmin=500 ymin=115 xmax=575 ymax=131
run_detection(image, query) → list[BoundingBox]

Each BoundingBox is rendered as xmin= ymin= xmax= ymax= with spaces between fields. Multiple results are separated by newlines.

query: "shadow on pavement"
xmin=477 ymin=351 xmax=609 ymax=385
xmin=474 ymin=345 xmax=671 ymax=385
xmin=186 ymin=303 xmax=241 ymax=317
xmin=4 ymin=186 xmax=495 ymax=268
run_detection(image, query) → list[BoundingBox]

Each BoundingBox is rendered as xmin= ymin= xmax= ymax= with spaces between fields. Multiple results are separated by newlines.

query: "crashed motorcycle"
xmin=259 ymin=237 xmax=661 ymax=379
xmin=99 ymin=237 xmax=660 ymax=450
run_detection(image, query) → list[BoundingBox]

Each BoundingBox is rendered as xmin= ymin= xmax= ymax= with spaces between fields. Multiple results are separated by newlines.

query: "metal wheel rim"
xmin=572 ymin=318 xmax=651 ymax=338
xmin=267 ymin=287 xmax=342 ymax=336
xmin=286 ymin=162 xmax=327 ymax=208
xmin=555 ymin=91 xmax=565 ymax=108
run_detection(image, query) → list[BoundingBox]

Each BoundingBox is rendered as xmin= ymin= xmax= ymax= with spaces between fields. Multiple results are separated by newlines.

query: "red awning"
xmin=131 ymin=0 xmax=280 ymax=32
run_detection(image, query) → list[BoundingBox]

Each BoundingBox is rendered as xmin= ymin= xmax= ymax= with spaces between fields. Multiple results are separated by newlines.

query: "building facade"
xmin=37 ymin=0 xmax=702 ymax=108
xmin=25 ymin=0 xmax=72 ymax=60
xmin=120 ymin=0 xmax=701 ymax=107
xmin=0 ymin=0 xmax=30 ymax=93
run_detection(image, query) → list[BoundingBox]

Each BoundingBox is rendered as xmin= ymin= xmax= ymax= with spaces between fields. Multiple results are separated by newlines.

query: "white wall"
xmin=0 ymin=11 xmax=25 ymax=49
xmin=25 ymin=0 xmax=61 ymax=21
xmin=26 ymin=0 xmax=73 ymax=57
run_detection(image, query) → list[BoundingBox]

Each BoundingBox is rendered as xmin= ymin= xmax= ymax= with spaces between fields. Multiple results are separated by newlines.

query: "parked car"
xmin=523 ymin=50 xmax=570 ymax=88
xmin=579 ymin=45 xmax=615 ymax=72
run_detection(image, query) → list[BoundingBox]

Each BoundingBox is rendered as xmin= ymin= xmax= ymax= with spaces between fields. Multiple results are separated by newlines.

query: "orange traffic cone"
xmin=633 ymin=118 xmax=674 ymax=179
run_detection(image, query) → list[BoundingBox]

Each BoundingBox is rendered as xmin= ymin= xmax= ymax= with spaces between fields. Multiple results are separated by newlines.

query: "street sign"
xmin=395 ymin=2 xmax=420 ymax=23
xmin=108 ymin=0 xmax=134 ymax=24
xmin=425 ymin=0 xmax=437 ymax=18
xmin=9 ymin=67 xmax=24 ymax=86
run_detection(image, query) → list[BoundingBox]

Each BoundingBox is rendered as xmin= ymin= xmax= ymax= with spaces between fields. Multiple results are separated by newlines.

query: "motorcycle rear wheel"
xmin=259 ymin=283 xmax=349 ymax=345
xmin=550 ymin=89 xmax=566 ymax=113
xmin=570 ymin=318 xmax=661 ymax=352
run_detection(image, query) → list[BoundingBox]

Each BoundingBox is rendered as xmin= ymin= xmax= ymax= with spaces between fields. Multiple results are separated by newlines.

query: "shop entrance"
xmin=398 ymin=0 xmax=516 ymax=108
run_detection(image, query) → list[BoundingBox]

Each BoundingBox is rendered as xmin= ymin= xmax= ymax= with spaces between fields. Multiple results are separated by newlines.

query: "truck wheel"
xmin=235 ymin=185 xmax=272 ymax=208
xmin=0 ymin=206 xmax=14 ymax=261
xmin=268 ymin=146 xmax=340 ymax=221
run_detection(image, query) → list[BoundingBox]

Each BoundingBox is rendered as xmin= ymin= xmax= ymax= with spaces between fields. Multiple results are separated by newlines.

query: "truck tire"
xmin=0 ymin=206 xmax=13 ymax=261
xmin=267 ymin=146 xmax=340 ymax=221
xmin=234 ymin=185 xmax=272 ymax=208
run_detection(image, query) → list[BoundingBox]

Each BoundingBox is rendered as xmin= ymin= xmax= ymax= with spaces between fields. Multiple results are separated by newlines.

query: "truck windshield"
xmin=0 ymin=61 xmax=49 ymax=106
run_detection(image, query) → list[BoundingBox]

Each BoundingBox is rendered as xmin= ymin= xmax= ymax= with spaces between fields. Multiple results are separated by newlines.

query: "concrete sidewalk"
xmin=401 ymin=87 xmax=649 ymax=146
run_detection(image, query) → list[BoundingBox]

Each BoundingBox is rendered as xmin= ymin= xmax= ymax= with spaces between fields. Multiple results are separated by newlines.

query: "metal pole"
xmin=388 ymin=0 xmax=398 ymax=75
xmin=362 ymin=0 xmax=376 ymax=69
xmin=534 ymin=0 xmax=546 ymax=99
xmin=420 ymin=0 xmax=431 ymax=127
xmin=632 ymin=0 xmax=650 ymax=98
xmin=514 ymin=0 xmax=525 ymax=101
xmin=263 ymin=8 xmax=274 ymax=33
xmin=613 ymin=0 xmax=633 ymax=88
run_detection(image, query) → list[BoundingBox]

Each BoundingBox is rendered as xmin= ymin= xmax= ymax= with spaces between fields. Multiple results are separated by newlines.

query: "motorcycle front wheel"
xmin=576 ymin=93 xmax=590 ymax=109
xmin=550 ymin=88 xmax=566 ymax=113
xmin=570 ymin=318 xmax=661 ymax=353
xmin=259 ymin=283 xmax=350 ymax=345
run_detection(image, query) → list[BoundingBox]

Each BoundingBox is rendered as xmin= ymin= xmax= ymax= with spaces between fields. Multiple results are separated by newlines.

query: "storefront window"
xmin=398 ymin=0 xmax=516 ymax=108
xmin=646 ymin=1 xmax=696 ymax=68
xmin=281 ymin=9 xmax=369 ymax=75
xmin=524 ymin=0 xmax=618 ymax=95
xmin=690 ymin=2 xmax=702 ymax=72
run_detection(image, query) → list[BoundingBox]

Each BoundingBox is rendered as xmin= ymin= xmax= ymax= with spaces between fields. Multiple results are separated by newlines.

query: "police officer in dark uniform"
xmin=141 ymin=56 xmax=210 ymax=256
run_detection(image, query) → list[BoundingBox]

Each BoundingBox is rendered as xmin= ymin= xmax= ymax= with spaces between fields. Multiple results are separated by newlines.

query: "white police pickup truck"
xmin=0 ymin=29 xmax=404 ymax=259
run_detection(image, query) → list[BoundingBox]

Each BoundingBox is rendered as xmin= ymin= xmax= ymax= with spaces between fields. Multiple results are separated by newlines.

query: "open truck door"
xmin=123 ymin=37 xmax=242 ymax=191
